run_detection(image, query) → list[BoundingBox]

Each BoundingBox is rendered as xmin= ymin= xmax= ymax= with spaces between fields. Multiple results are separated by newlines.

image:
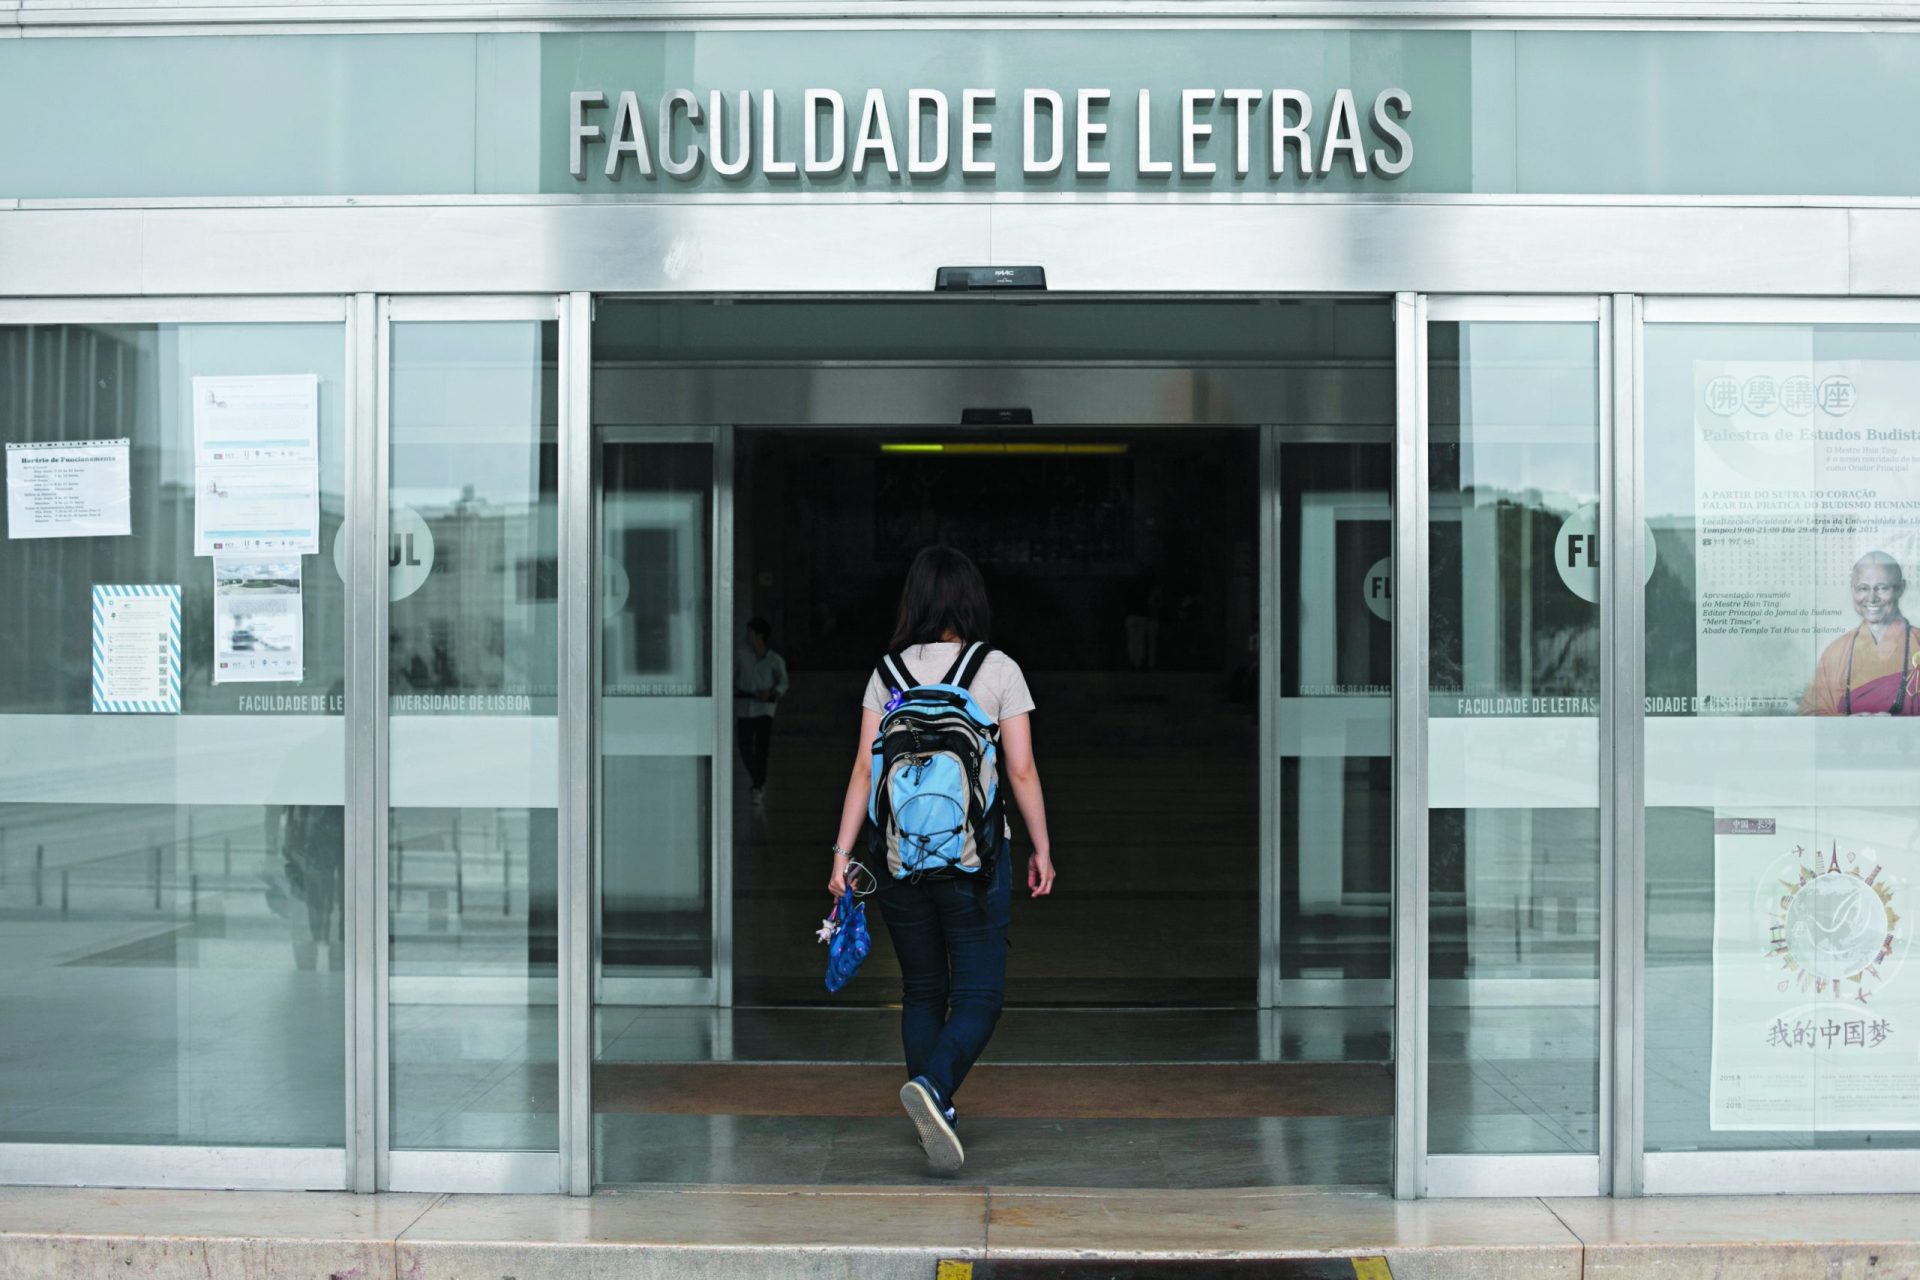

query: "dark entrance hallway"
xmin=732 ymin=426 xmax=1262 ymax=1007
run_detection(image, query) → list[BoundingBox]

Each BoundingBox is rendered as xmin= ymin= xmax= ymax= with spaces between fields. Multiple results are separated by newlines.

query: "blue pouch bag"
xmin=824 ymin=888 xmax=871 ymax=993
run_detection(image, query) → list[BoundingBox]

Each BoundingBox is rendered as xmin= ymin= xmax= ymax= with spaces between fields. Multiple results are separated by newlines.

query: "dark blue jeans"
xmin=873 ymin=840 xmax=1011 ymax=1106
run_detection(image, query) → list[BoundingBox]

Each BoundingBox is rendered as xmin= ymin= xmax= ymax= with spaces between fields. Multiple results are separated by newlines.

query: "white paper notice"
xmin=192 ymin=374 xmax=320 ymax=556
xmin=91 ymin=585 xmax=181 ymax=714
xmin=213 ymin=558 xmax=305 ymax=684
xmin=1711 ymin=807 xmax=1920 ymax=1131
xmin=5 ymin=439 xmax=131 ymax=539
xmin=1691 ymin=359 xmax=1920 ymax=713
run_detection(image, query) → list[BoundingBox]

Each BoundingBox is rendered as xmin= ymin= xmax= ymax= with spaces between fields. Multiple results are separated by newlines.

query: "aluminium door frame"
xmin=1259 ymin=427 xmax=1283 ymax=1010
xmin=1391 ymin=293 xmax=1430 ymax=1201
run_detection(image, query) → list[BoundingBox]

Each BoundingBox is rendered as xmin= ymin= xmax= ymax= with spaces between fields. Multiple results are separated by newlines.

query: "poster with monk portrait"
xmin=1691 ymin=360 xmax=1920 ymax=718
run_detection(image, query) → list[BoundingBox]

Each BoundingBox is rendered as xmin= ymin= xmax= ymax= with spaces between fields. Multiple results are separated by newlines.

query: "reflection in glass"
xmin=1426 ymin=321 xmax=1603 ymax=1156
xmin=599 ymin=442 xmax=715 ymax=981
xmin=1278 ymin=443 xmax=1393 ymax=985
xmin=1643 ymin=322 xmax=1920 ymax=1153
xmin=0 ymin=322 xmax=346 ymax=1147
xmin=386 ymin=320 xmax=559 ymax=1152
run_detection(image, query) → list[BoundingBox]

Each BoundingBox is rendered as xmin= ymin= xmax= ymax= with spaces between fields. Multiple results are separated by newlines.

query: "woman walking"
xmin=828 ymin=546 xmax=1056 ymax=1172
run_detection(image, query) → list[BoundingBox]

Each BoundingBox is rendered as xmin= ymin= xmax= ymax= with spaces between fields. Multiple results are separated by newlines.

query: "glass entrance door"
xmin=1269 ymin=426 xmax=1396 ymax=1013
xmin=1410 ymin=296 xmax=1610 ymax=1198
xmin=594 ymin=428 xmax=727 ymax=1006
xmin=378 ymin=297 xmax=564 ymax=1191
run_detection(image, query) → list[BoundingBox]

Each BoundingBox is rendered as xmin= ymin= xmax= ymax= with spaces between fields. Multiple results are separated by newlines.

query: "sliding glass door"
xmin=1398 ymin=296 xmax=1611 ymax=1198
xmin=595 ymin=428 xmax=726 ymax=1007
xmin=377 ymin=297 xmax=567 ymax=1192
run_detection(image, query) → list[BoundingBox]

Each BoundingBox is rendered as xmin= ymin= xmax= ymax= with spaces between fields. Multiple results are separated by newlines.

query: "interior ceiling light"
xmin=878 ymin=442 xmax=1128 ymax=456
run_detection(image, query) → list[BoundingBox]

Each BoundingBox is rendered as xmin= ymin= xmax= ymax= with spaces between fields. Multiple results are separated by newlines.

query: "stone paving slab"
xmin=1549 ymin=1195 xmax=1920 ymax=1280
xmin=0 ymin=1187 xmax=437 ymax=1280
xmin=397 ymin=1186 xmax=988 ymax=1280
xmin=984 ymin=1190 xmax=1580 ymax=1280
xmin=0 ymin=1185 xmax=1916 ymax=1279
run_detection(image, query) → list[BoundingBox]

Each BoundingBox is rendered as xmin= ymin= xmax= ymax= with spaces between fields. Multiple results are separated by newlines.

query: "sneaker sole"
xmin=900 ymin=1081 xmax=964 ymax=1172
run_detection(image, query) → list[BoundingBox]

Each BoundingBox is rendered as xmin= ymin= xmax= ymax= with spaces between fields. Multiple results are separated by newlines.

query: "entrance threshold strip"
xmin=594 ymin=1061 xmax=1393 ymax=1119
xmin=937 ymin=1260 xmax=1392 ymax=1279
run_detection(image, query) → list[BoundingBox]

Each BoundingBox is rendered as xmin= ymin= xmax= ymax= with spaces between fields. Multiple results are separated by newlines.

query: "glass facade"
xmin=1641 ymin=322 xmax=1920 ymax=1157
xmin=5 ymin=295 xmax=1919 ymax=1197
xmin=0 ymin=320 xmax=348 ymax=1149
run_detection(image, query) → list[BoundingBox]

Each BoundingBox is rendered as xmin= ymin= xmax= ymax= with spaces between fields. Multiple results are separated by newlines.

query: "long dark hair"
xmin=890 ymin=546 xmax=992 ymax=650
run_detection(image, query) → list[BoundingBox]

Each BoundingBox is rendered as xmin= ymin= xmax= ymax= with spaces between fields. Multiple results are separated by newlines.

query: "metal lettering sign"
xmin=569 ymin=87 xmax=1412 ymax=182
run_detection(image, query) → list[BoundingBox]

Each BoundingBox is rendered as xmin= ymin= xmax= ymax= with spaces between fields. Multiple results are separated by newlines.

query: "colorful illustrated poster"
xmin=213 ymin=558 xmax=304 ymax=684
xmin=1692 ymin=360 xmax=1920 ymax=714
xmin=191 ymin=373 xmax=320 ymax=556
xmin=1711 ymin=807 xmax=1919 ymax=1130
xmin=5 ymin=439 xmax=131 ymax=539
xmin=91 ymin=584 xmax=181 ymax=714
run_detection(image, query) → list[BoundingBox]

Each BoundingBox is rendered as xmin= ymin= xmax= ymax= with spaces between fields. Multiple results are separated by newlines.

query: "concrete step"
xmin=2 ymin=1186 xmax=1917 ymax=1280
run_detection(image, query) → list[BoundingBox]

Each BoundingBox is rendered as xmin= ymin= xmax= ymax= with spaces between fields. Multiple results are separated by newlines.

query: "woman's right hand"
xmin=827 ymin=851 xmax=850 ymax=898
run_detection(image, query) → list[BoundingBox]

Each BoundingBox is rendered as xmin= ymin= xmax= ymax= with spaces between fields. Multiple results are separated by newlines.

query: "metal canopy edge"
xmin=18 ymin=0 xmax=1920 ymax=31
xmin=0 ymin=200 xmax=1870 ymax=297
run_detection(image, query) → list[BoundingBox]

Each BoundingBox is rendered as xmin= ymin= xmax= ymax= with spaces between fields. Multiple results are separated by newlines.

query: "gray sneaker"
xmin=900 ymin=1076 xmax=964 ymax=1172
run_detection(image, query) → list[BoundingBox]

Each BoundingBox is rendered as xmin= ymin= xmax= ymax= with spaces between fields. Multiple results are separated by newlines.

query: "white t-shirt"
xmin=862 ymin=642 xmax=1034 ymax=840
xmin=860 ymin=642 xmax=1036 ymax=723
xmin=734 ymin=646 xmax=789 ymax=720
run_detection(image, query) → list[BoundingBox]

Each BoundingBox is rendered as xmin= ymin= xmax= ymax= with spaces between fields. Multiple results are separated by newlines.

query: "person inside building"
xmin=1799 ymin=550 xmax=1918 ymax=715
xmin=1122 ymin=568 xmax=1162 ymax=671
xmin=827 ymin=545 xmax=1057 ymax=1172
xmin=733 ymin=617 xmax=789 ymax=805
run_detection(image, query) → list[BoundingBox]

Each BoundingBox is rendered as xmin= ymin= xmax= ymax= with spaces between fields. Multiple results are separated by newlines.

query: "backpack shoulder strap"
xmin=877 ymin=651 xmax=915 ymax=694
xmin=952 ymin=642 xmax=993 ymax=691
xmin=937 ymin=642 xmax=975 ymax=686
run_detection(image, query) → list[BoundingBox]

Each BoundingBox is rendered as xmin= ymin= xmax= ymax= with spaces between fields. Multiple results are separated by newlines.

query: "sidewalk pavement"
xmin=2 ymin=1183 xmax=1917 ymax=1279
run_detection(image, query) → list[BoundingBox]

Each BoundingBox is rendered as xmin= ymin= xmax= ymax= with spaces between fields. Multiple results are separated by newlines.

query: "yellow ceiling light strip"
xmin=879 ymin=443 xmax=1129 ymax=456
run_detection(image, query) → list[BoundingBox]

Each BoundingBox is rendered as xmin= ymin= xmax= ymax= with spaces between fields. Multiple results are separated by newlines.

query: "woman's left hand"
xmin=1027 ymin=849 xmax=1056 ymax=897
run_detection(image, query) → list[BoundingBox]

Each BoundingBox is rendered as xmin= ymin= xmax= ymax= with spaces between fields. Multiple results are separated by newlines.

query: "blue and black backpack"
xmin=865 ymin=642 xmax=1003 ymax=880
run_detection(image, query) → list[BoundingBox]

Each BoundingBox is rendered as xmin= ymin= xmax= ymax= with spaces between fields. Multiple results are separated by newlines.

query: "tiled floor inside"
xmin=595 ymin=1112 xmax=1392 ymax=1189
xmin=595 ymin=1005 xmax=1394 ymax=1189
xmin=596 ymin=1005 xmax=1395 ymax=1190
xmin=595 ymin=1005 xmax=1395 ymax=1065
